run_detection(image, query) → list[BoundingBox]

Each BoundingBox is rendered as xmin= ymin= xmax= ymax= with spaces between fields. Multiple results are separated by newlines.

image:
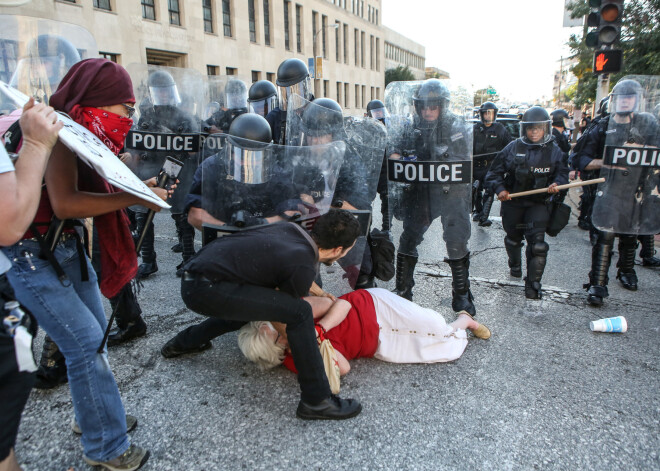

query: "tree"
xmin=566 ymin=0 xmax=660 ymax=107
xmin=474 ymin=87 xmax=498 ymax=107
xmin=385 ymin=65 xmax=415 ymax=86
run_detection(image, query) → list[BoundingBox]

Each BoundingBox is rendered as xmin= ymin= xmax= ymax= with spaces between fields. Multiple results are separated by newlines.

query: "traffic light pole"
xmin=595 ymin=73 xmax=610 ymax=114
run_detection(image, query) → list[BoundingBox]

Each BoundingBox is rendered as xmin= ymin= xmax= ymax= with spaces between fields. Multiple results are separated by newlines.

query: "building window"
xmin=223 ymin=0 xmax=232 ymax=37
xmin=169 ymin=0 xmax=181 ymax=26
xmin=263 ymin=0 xmax=271 ymax=46
xmin=376 ymin=37 xmax=380 ymax=71
xmin=321 ymin=15 xmax=327 ymax=59
xmin=360 ymin=31 xmax=365 ymax=67
xmin=145 ymin=48 xmax=187 ymax=67
xmin=312 ymin=11 xmax=318 ymax=55
xmin=142 ymin=0 xmax=156 ymax=20
xmin=354 ymin=28 xmax=358 ymax=66
xmin=370 ymin=35 xmax=374 ymax=70
xmin=343 ymin=24 xmax=348 ymax=64
xmin=248 ymin=0 xmax=257 ymax=42
xmin=252 ymin=70 xmax=260 ymax=82
xmin=371 ymin=86 xmax=374 ymax=100
xmin=323 ymin=80 xmax=329 ymax=98
xmin=267 ymin=72 xmax=275 ymax=82
xmin=354 ymin=84 xmax=359 ymax=109
xmin=284 ymin=1 xmax=291 ymax=50
xmin=336 ymin=82 xmax=341 ymax=103
xmin=376 ymin=87 xmax=380 ymax=99
xmin=335 ymin=20 xmax=340 ymax=62
xmin=295 ymin=4 xmax=302 ymax=53
xmin=207 ymin=65 xmax=219 ymax=75
xmin=203 ymin=0 xmax=214 ymax=33
xmin=375 ymin=9 xmax=378 ymax=25
xmin=100 ymin=52 xmax=119 ymax=62
xmin=94 ymin=0 xmax=111 ymax=10
xmin=226 ymin=67 xmax=237 ymax=75
xmin=362 ymin=85 xmax=366 ymax=108
xmin=344 ymin=83 xmax=349 ymax=108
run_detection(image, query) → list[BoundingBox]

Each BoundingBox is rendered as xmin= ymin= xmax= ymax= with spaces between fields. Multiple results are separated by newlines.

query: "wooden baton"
xmin=507 ymin=178 xmax=606 ymax=199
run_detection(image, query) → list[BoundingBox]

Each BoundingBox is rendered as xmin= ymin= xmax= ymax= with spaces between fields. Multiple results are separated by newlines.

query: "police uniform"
xmin=486 ymin=136 xmax=568 ymax=299
xmin=472 ymin=120 xmax=512 ymax=223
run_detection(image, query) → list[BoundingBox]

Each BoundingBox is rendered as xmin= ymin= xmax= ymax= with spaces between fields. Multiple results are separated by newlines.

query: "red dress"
xmin=283 ymin=289 xmax=379 ymax=373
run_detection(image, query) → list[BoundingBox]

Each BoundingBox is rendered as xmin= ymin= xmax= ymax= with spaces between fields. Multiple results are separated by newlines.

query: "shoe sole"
xmin=160 ymin=343 xmax=212 ymax=359
xmin=84 ymin=451 xmax=150 ymax=471
xmin=296 ymin=404 xmax=362 ymax=421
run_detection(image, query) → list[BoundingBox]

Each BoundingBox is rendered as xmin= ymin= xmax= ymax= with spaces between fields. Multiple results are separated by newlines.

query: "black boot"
xmin=639 ymin=234 xmax=660 ymax=267
xmin=524 ymin=234 xmax=549 ymax=300
xmin=616 ymin=236 xmax=638 ymax=291
xmin=478 ymin=193 xmax=494 ymax=227
xmin=34 ymin=335 xmax=68 ymax=389
xmin=445 ymin=253 xmax=476 ymax=315
xmin=355 ymin=273 xmax=376 ymax=289
xmin=176 ymin=213 xmax=196 ymax=277
xmin=171 ymin=213 xmax=183 ymax=252
xmin=393 ymin=253 xmax=417 ymax=300
xmin=135 ymin=211 xmax=158 ymax=279
xmin=585 ymin=236 xmax=613 ymax=307
xmin=107 ymin=283 xmax=147 ymax=346
xmin=504 ymin=236 xmax=523 ymax=278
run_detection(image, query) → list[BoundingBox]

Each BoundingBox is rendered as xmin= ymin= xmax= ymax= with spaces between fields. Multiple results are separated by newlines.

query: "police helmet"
xmin=413 ymin=79 xmax=450 ymax=121
xmin=610 ymin=79 xmax=643 ymax=116
xmin=301 ymin=98 xmax=344 ymax=139
xmin=225 ymin=79 xmax=248 ymax=110
xmin=248 ymin=80 xmax=278 ymax=117
xmin=520 ymin=106 xmax=552 ymax=145
xmin=550 ymin=109 xmax=570 ymax=128
xmin=479 ymin=101 xmax=498 ymax=125
xmin=276 ymin=59 xmax=312 ymax=111
xmin=597 ymin=96 xmax=610 ymax=118
xmin=148 ymin=70 xmax=181 ymax=106
xmin=366 ymin=99 xmax=389 ymax=121
xmin=276 ymin=58 xmax=309 ymax=87
xmin=226 ymin=113 xmax=273 ymax=184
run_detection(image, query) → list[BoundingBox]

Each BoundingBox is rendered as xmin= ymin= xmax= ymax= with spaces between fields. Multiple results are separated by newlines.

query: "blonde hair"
xmin=237 ymin=321 xmax=286 ymax=370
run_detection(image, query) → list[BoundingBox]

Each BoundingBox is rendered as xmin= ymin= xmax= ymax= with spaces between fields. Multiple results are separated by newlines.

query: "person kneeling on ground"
xmin=238 ymin=287 xmax=490 ymax=377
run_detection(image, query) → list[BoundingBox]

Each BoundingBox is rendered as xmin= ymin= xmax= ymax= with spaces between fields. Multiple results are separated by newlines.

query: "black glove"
xmin=230 ymin=210 xmax=266 ymax=228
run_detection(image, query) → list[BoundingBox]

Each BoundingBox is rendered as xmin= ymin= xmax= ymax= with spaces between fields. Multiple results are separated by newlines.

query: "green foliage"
xmin=385 ymin=65 xmax=415 ymax=86
xmin=566 ymin=0 xmax=660 ymax=106
xmin=474 ymin=87 xmax=498 ymax=106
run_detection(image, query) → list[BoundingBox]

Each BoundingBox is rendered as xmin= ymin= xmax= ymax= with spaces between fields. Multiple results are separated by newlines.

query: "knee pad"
xmin=530 ymin=238 xmax=549 ymax=257
xmin=504 ymin=236 xmax=523 ymax=248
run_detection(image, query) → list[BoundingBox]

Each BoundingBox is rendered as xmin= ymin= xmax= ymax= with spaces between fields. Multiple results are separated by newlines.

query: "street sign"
xmin=487 ymin=88 xmax=496 ymax=95
xmin=308 ymin=57 xmax=315 ymax=79
xmin=593 ymin=49 xmax=622 ymax=75
xmin=315 ymin=56 xmax=323 ymax=80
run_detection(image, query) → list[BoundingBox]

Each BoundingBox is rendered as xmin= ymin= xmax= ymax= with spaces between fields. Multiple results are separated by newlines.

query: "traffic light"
xmin=597 ymin=1 xmax=623 ymax=46
xmin=593 ymin=49 xmax=623 ymax=75
xmin=585 ymin=0 xmax=624 ymax=49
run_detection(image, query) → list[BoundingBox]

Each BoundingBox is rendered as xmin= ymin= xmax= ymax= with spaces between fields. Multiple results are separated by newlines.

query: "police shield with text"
xmin=576 ymin=76 xmax=660 ymax=307
xmin=385 ymin=79 xmax=475 ymax=314
xmin=485 ymin=107 xmax=569 ymax=300
xmin=124 ymin=65 xmax=204 ymax=278
xmin=472 ymin=101 xmax=513 ymax=226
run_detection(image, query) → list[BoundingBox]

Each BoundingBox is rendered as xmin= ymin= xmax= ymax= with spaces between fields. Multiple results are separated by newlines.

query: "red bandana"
xmin=70 ymin=105 xmax=133 ymax=155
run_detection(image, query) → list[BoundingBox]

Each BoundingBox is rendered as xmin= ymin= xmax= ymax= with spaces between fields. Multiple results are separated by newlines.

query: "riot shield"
xmin=592 ymin=75 xmax=660 ymax=235
xmin=203 ymin=75 xmax=251 ymax=134
xmin=124 ymin=64 xmax=204 ymax=214
xmin=0 ymin=15 xmax=97 ymax=109
xmin=385 ymin=79 xmax=473 ymax=261
xmin=199 ymin=134 xmax=345 ymax=244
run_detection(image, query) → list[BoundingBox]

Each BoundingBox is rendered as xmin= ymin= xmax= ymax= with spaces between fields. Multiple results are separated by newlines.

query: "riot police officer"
xmin=134 ymin=69 xmax=199 ymax=279
xmin=571 ymin=79 xmax=660 ymax=306
xmin=248 ymin=79 xmax=278 ymax=118
xmin=388 ymin=79 xmax=475 ymax=314
xmin=367 ymin=99 xmax=392 ymax=233
xmin=485 ymin=106 xmax=569 ymax=299
xmin=550 ymin=109 xmax=572 ymax=158
xmin=203 ymin=78 xmax=248 ymax=133
xmin=472 ymin=101 xmax=512 ymax=226
xmin=266 ymin=58 xmax=313 ymax=145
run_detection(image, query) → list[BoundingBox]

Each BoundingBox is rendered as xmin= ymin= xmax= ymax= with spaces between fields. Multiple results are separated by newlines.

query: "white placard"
xmin=0 ymin=81 xmax=170 ymax=209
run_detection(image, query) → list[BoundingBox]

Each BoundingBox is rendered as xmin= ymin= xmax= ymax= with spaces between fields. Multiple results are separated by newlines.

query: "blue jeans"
xmin=2 ymin=238 xmax=129 ymax=461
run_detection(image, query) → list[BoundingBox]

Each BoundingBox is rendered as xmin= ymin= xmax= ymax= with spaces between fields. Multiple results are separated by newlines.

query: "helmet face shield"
xmin=249 ymin=95 xmax=278 ymax=117
xmin=520 ymin=120 xmax=552 ymax=145
xmin=480 ymin=108 xmax=496 ymax=125
xmin=368 ymin=106 xmax=389 ymax=120
xmin=278 ymin=77 xmax=311 ymax=111
xmin=611 ymin=93 xmax=639 ymax=115
xmin=149 ymin=84 xmax=181 ymax=106
xmin=225 ymin=139 xmax=272 ymax=184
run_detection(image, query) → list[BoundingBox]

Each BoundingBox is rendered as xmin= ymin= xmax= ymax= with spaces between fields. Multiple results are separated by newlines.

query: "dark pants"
xmin=180 ymin=276 xmax=331 ymax=404
xmin=472 ymin=164 xmax=493 ymax=214
xmin=173 ymin=317 xmax=244 ymax=349
xmin=501 ymin=201 xmax=551 ymax=244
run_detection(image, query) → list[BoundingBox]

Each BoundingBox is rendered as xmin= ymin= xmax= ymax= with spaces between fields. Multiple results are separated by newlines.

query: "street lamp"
xmin=313 ymin=23 xmax=339 ymax=58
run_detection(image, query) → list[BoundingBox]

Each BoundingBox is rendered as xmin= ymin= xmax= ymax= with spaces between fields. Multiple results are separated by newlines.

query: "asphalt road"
xmin=14 ymin=190 xmax=660 ymax=471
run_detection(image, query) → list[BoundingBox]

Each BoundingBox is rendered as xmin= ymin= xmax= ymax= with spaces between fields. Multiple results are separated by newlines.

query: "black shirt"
xmin=183 ymin=222 xmax=319 ymax=298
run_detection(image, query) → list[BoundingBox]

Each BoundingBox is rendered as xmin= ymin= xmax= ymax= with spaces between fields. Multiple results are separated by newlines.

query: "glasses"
xmin=121 ymin=103 xmax=136 ymax=118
